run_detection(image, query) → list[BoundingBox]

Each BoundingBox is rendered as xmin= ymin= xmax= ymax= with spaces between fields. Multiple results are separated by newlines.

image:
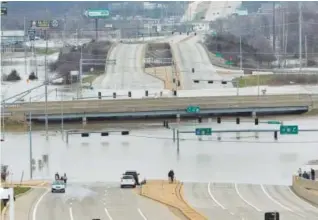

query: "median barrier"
xmin=292 ymin=175 xmax=318 ymax=205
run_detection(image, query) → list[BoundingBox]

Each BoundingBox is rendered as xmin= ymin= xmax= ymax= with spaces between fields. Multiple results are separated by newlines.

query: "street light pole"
xmin=299 ymin=2 xmax=302 ymax=73
xmin=28 ymin=98 xmax=33 ymax=179
xmin=44 ymin=29 xmax=49 ymax=140
xmin=239 ymin=35 xmax=242 ymax=70
xmin=61 ymin=91 xmax=64 ymax=140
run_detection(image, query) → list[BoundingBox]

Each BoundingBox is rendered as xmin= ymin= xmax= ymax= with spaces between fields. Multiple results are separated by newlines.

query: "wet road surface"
xmin=184 ymin=182 xmax=318 ymax=220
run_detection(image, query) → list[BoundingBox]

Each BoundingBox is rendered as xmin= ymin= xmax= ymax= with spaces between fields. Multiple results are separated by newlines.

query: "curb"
xmin=1 ymin=187 xmax=33 ymax=219
xmin=169 ymin=43 xmax=183 ymax=90
xmin=140 ymin=181 xmax=207 ymax=220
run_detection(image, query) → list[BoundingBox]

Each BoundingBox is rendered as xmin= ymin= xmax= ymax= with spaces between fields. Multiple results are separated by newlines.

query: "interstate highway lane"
xmin=34 ymin=183 xmax=176 ymax=220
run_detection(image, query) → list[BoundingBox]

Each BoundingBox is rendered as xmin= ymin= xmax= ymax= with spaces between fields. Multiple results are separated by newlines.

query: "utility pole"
xmin=299 ymin=2 xmax=302 ymax=72
xmin=29 ymin=98 xmax=33 ymax=179
xmin=44 ymin=29 xmax=49 ymax=140
xmin=272 ymin=2 xmax=276 ymax=52
xmin=305 ymin=35 xmax=308 ymax=67
xmin=24 ymin=16 xmax=27 ymax=76
xmin=239 ymin=35 xmax=242 ymax=70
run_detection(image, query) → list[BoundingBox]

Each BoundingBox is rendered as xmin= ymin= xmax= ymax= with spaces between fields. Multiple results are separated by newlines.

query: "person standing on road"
xmin=63 ymin=173 xmax=68 ymax=184
xmin=55 ymin=172 xmax=60 ymax=180
xmin=298 ymin=168 xmax=302 ymax=177
xmin=311 ymin=168 xmax=315 ymax=180
xmin=168 ymin=170 xmax=175 ymax=183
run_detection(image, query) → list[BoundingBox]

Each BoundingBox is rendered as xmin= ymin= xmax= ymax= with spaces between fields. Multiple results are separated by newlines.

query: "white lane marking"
xmin=287 ymin=187 xmax=318 ymax=210
xmin=207 ymin=182 xmax=226 ymax=210
xmin=234 ymin=183 xmax=262 ymax=212
xmin=32 ymin=189 xmax=49 ymax=220
xmin=69 ymin=207 xmax=74 ymax=220
xmin=260 ymin=184 xmax=294 ymax=212
xmin=137 ymin=208 xmax=148 ymax=220
xmin=104 ymin=208 xmax=113 ymax=220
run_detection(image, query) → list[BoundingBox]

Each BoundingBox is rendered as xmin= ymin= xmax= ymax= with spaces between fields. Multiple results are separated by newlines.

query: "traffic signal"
xmin=101 ymin=132 xmax=109 ymax=136
xmin=217 ymin=117 xmax=221 ymax=124
xmin=121 ymin=131 xmax=129 ymax=135
xmin=81 ymin=133 xmax=89 ymax=137
xmin=113 ymin=92 xmax=116 ymax=98
xmin=236 ymin=117 xmax=240 ymax=124
xmin=255 ymin=118 xmax=259 ymax=125
xmin=192 ymin=68 xmax=195 ymax=73
xmin=98 ymin=92 xmax=101 ymax=99
xmin=128 ymin=91 xmax=131 ymax=97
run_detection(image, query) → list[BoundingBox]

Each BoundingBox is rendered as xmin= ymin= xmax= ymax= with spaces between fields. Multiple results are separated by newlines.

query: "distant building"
xmin=1 ymin=30 xmax=25 ymax=52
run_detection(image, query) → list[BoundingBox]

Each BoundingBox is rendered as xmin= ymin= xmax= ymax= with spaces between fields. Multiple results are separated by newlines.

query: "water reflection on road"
xmin=2 ymin=117 xmax=318 ymax=185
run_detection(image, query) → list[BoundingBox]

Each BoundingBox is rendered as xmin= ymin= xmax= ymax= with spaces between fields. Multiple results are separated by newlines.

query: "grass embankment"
xmin=35 ymin=48 xmax=58 ymax=55
xmin=82 ymin=70 xmax=105 ymax=84
xmin=1 ymin=187 xmax=31 ymax=210
xmin=235 ymin=74 xmax=318 ymax=88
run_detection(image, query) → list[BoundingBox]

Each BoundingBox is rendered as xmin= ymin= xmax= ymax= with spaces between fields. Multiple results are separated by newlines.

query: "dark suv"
xmin=124 ymin=171 xmax=140 ymax=185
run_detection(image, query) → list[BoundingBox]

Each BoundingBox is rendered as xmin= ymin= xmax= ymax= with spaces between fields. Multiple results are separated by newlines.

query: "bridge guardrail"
xmin=8 ymin=98 xmax=312 ymax=115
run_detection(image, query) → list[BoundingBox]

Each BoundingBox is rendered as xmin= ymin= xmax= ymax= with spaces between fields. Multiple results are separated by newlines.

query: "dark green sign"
xmin=280 ymin=125 xmax=298 ymax=135
xmin=186 ymin=106 xmax=200 ymax=113
xmin=195 ymin=128 xmax=212 ymax=136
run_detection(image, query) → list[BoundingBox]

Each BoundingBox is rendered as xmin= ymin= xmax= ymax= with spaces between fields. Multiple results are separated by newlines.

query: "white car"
xmin=51 ymin=180 xmax=66 ymax=193
xmin=120 ymin=175 xmax=136 ymax=188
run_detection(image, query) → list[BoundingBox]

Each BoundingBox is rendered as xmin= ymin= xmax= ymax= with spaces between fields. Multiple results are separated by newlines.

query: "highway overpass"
xmin=3 ymin=94 xmax=318 ymax=121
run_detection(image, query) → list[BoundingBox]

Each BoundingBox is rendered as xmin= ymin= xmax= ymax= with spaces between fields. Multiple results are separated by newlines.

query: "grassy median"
xmin=235 ymin=74 xmax=318 ymax=88
xmin=1 ymin=187 xmax=31 ymax=210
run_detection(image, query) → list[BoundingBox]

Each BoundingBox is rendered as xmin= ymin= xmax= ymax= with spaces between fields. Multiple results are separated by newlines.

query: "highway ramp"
xmin=33 ymin=183 xmax=176 ymax=220
xmin=183 ymin=182 xmax=318 ymax=220
xmin=93 ymin=43 xmax=164 ymax=90
xmin=172 ymin=36 xmax=234 ymax=90
xmin=204 ymin=1 xmax=242 ymax=21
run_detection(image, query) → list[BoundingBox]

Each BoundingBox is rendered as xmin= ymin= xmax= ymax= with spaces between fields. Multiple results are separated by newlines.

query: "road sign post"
xmin=84 ymin=9 xmax=110 ymax=41
xmin=279 ymin=125 xmax=299 ymax=135
xmin=195 ymin=128 xmax=212 ymax=136
xmin=186 ymin=106 xmax=200 ymax=113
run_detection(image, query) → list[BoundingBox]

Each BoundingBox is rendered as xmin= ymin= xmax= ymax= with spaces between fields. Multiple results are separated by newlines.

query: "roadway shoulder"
xmin=144 ymin=67 xmax=174 ymax=90
xmin=140 ymin=180 xmax=208 ymax=220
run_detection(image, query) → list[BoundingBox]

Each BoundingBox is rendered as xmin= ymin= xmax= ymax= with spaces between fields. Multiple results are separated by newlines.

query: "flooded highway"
xmin=2 ymin=116 xmax=318 ymax=186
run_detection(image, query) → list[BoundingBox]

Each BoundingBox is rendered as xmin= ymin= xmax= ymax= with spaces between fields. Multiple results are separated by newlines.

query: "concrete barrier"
xmin=292 ymin=176 xmax=318 ymax=205
xmin=5 ymin=94 xmax=316 ymax=115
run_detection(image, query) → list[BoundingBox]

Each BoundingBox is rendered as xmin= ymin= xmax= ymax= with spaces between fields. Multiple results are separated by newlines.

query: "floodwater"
xmin=1 ymin=116 xmax=318 ymax=185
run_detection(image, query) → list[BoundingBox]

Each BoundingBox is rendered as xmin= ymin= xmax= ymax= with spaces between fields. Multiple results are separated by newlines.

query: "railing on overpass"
xmin=3 ymin=94 xmax=316 ymax=119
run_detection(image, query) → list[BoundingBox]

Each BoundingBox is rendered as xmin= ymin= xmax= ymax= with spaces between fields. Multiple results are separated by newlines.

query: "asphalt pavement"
xmin=34 ymin=182 xmax=176 ymax=220
xmin=183 ymin=182 xmax=318 ymax=220
xmin=172 ymin=36 xmax=234 ymax=90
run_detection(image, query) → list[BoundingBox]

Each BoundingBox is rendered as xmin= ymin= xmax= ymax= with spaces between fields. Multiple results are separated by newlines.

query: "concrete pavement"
xmin=172 ymin=36 xmax=234 ymax=90
xmin=94 ymin=43 xmax=163 ymax=90
xmin=31 ymin=182 xmax=177 ymax=220
xmin=183 ymin=182 xmax=318 ymax=220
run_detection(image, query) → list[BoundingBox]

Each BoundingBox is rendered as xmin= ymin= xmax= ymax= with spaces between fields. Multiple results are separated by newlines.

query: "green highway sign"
xmin=280 ymin=125 xmax=298 ymax=135
xmin=186 ymin=106 xmax=200 ymax=113
xmin=215 ymin=52 xmax=222 ymax=57
xmin=195 ymin=128 xmax=212 ymax=136
xmin=267 ymin=120 xmax=281 ymax=124
xmin=225 ymin=60 xmax=233 ymax=65
xmin=84 ymin=9 xmax=110 ymax=18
